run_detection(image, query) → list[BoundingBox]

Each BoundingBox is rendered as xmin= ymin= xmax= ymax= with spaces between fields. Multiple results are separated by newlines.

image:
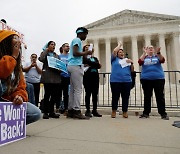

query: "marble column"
xmin=93 ymin=38 xmax=99 ymax=58
xmin=144 ymin=34 xmax=151 ymax=47
xmin=172 ymin=32 xmax=180 ymax=71
xmin=105 ymin=37 xmax=111 ymax=73
xmin=158 ymin=33 xmax=168 ymax=71
xmin=131 ymin=35 xmax=139 ymax=71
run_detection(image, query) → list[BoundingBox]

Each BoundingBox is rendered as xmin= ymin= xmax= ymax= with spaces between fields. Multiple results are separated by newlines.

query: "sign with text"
xmin=47 ymin=56 xmax=68 ymax=74
xmin=0 ymin=102 xmax=26 ymax=146
xmin=0 ymin=21 xmax=25 ymax=44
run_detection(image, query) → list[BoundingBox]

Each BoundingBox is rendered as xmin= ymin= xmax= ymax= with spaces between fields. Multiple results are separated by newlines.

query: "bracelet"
xmin=157 ymin=52 xmax=161 ymax=55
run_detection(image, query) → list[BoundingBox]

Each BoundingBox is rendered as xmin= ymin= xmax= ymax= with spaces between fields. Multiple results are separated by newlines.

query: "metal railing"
xmin=81 ymin=71 xmax=180 ymax=109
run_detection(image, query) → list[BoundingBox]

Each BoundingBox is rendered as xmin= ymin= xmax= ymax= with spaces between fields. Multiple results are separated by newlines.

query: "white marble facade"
xmin=84 ymin=10 xmax=180 ymax=74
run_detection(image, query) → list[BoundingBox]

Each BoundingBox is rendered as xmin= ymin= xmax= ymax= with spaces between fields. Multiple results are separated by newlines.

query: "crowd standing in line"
xmin=110 ymin=42 xmax=134 ymax=118
xmin=0 ymin=30 xmax=41 ymax=124
xmin=83 ymin=44 xmax=102 ymax=117
xmin=138 ymin=45 xmax=169 ymax=120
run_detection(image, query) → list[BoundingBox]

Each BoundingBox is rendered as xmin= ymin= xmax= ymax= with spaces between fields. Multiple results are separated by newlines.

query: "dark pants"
xmin=58 ymin=76 xmax=70 ymax=110
xmin=140 ymin=79 xmax=167 ymax=116
xmin=110 ymin=82 xmax=131 ymax=112
xmin=31 ymin=82 xmax=40 ymax=107
xmin=43 ymin=83 xmax=61 ymax=114
xmin=83 ymin=74 xmax=99 ymax=111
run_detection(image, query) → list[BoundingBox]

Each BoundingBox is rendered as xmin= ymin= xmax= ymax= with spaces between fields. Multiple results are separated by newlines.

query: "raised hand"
xmin=143 ymin=46 xmax=148 ymax=53
xmin=118 ymin=41 xmax=123 ymax=48
xmin=156 ymin=47 xmax=161 ymax=53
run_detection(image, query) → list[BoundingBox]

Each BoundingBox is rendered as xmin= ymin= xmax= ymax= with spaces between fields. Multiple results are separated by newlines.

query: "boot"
xmin=92 ymin=110 xmax=102 ymax=117
xmin=49 ymin=113 xmax=60 ymax=118
xmin=73 ymin=110 xmax=90 ymax=120
xmin=67 ymin=109 xmax=74 ymax=118
xmin=43 ymin=113 xmax=49 ymax=119
xmin=85 ymin=110 xmax=92 ymax=117
xmin=111 ymin=110 xmax=116 ymax=118
xmin=123 ymin=112 xmax=128 ymax=118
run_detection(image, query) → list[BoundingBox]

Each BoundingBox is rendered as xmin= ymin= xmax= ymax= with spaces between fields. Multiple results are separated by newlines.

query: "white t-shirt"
xmin=24 ymin=61 xmax=43 ymax=83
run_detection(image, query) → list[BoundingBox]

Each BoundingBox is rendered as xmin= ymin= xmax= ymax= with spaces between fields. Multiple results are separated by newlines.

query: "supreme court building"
xmin=84 ymin=10 xmax=180 ymax=74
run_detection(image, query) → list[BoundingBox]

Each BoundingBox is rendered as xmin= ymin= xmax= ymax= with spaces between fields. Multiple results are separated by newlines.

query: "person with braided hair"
xmin=0 ymin=30 xmax=41 ymax=124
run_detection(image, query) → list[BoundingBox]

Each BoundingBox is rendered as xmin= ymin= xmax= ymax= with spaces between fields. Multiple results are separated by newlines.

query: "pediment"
xmin=85 ymin=9 xmax=180 ymax=29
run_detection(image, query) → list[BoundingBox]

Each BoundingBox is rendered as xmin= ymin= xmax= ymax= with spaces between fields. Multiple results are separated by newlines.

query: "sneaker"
xmin=139 ymin=114 xmax=149 ymax=118
xmin=161 ymin=115 xmax=169 ymax=120
xmin=43 ymin=113 xmax=49 ymax=119
xmin=123 ymin=112 xmax=128 ymax=118
xmin=67 ymin=109 xmax=74 ymax=118
xmin=85 ymin=110 xmax=92 ymax=117
xmin=73 ymin=110 xmax=90 ymax=120
xmin=111 ymin=110 xmax=116 ymax=118
xmin=49 ymin=113 xmax=60 ymax=118
xmin=92 ymin=110 xmax=102 ymax=117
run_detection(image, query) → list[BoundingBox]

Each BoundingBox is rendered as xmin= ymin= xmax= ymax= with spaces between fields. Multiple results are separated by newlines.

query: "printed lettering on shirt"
xmin=144 ymin=57 xmax=158 ymax=65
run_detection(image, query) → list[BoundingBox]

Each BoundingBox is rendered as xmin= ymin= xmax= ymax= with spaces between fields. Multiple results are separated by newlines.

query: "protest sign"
xmin=0 ymin=21 xmax=25 ymax=44
xmin=47 ymin=56 xmax=68 ymax=74
xmin=0 ymin=102 xmax=26 ymax=146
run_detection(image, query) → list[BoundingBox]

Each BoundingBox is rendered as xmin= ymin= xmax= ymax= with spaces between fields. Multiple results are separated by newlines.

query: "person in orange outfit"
xmin=0 ymin=30 xmax=41 ymax=124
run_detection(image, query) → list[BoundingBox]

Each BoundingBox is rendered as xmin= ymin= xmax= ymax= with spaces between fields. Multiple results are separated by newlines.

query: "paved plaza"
xmin=0 ymin=109 xmax=180 ymax=154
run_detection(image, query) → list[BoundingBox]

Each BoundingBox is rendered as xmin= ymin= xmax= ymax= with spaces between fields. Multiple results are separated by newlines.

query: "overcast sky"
xmin=1 ymin=0 xmax=180 ymax=61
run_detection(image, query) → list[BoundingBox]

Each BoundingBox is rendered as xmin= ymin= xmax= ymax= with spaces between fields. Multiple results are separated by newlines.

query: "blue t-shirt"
xmin=110 ymin=55 xmax=132 ymax=82
xmin=68 ymin=38 xmax=82 ymax=65
xmin=59 ymin=54 xmax=70 ymax=78
xmin=140 ymin=55 xmax=165 ymax=80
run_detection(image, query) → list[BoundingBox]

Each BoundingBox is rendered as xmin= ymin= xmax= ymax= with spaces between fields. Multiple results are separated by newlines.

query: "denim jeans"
xmin=26 ymin=102 xmax=41 ymax=125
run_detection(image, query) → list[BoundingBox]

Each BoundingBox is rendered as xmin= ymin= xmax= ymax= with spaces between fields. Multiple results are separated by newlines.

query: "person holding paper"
xmin=0 ymin=30 xmax=41 ymax=124
xmin=39 ymin=41 xmax=61 ymax=119
xmin=138 ymin=45 xmax=169 ymax=120
xmin=67 ymin=27 xmax=92 ymax=119
xmin=83 ymin=44 xmax=102 ymax=117
xmin=110 ymin=42 xmax=134 ymax=118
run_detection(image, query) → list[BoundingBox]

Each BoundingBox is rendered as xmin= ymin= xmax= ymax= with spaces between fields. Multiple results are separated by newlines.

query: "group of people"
xmin=110 ymin=42 xmax=169 ymax=120
xmin=37 ymin=27 xmax=102 ymax=120
xmin=0 ymin=26 xmax=169 ymax=126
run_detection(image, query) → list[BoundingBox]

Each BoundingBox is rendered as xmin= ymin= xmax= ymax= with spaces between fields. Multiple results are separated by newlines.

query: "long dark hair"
xmin=0 ymin=35 xmax=22 ymax=94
